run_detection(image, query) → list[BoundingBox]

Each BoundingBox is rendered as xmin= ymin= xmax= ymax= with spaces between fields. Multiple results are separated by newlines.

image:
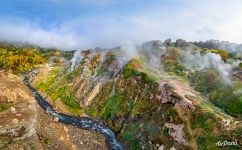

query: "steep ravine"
xmin=24 ymin=71 xmax=125 ymax=150
xmin=0 ymin=70 xmax=107 ymax=150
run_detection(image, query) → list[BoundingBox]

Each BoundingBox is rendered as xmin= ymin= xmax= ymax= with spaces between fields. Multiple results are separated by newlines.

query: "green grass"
xmin=96 ymin=66 xmax=107 ymax=76
xmin=35 ymin=67 xmax=62 ymax=92
xmin=87 ymin=81 xmax=113 ymax=117
xmin=191 ymin=111 xmax=215 ymax=131
xmin=100 ymin=95 xmax=122 ymax=119
xmin=43 ymin=138 xmax=49 ymax=144
xmin=123 ymin=68 xmax=156 ymax=84
xmin=122 ymin=61 xmax=157 ymax=86
xmin=49 ymin=86 xmax=83 ymax=115
xmin=163 ymin=60 xmax=186 ymax=77
xmin=197 ymin=134 xmax=219 ymax=150
xmin=123 ymin=123 xmax=141 ymax=150
xmin=0 ymin=103 xmax=11 ymax=112
xmin=62 ymin=96 xmax=83 ymax=115
xmin=35 ymin=67 xmax=83 ymax=115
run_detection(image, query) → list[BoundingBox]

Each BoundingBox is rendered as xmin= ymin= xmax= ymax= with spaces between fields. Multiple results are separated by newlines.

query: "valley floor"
xmin=0 ymin=70 xmax=107 ymax=150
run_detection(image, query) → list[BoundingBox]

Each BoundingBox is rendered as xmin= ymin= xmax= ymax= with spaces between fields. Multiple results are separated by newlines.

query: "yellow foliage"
xmin=209 ymin=49 xmax=229 ymax=61
xmin=0 ymin=46 xmax=46 ymax=73
xmin=127 ymin=58 xmax=143 ymax=70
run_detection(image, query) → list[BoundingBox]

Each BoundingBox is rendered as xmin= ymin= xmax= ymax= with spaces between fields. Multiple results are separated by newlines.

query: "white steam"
xmin=120 ymin=41 xmax=138 ymax=59
xmin=120 ymin=40 xmax=166 ymax=70
xmin=139 ymin=41 xmax=166 ymax=70
xmin=70 ymin=50 xmax=82 ymax=71
xmin=181 ymin=51 xmax=232 ymax=84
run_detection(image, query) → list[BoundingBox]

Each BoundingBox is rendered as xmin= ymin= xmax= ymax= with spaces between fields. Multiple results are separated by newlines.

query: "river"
xmin=23 ymin=73 xmax=125 ymax=150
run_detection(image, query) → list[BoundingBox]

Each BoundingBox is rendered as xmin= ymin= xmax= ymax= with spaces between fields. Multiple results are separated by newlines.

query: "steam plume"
xmin=181 ymin=51 xmax=232 ymax=84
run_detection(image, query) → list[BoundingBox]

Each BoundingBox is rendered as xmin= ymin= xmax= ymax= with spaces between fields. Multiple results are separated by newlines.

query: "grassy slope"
xmin=32 ymin=49 xmax=242 ymax=149
xmin=34 ymin=66 xmax=83 ymax=115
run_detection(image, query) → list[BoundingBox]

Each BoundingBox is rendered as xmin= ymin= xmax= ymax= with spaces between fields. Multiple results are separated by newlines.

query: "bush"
xmin=188 ymin=70 xmax=220 ymax=94
xmin=209 ymin=49 xmax=229 ymax=61
xmin=0 ymin=46 xmax=47 ymax=73
xmin=189 ymin=70 xmax=242 ymax=117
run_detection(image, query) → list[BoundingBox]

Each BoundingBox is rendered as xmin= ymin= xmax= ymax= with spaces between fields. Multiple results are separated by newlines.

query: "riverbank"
xmin=24 ymin=71 xmax=125 ymax=150
xmin=0 ymin=70 xmax=107 ymax=150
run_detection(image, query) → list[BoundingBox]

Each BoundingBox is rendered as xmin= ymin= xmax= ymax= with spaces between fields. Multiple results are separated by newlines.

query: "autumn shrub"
xmin=209 ymin=49 xmax=229 ymax=61
xmin=0 ymin=46 xmax=47 ymax=73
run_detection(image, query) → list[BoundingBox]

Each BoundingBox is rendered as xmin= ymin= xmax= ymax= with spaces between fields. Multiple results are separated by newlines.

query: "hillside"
xmin=28 ymin=40 xmax=242 ymax=149
xmin=0 ymin=40 xmax=241 ymax=149
xmin=0 ymin=70 xmax=107 ymax=150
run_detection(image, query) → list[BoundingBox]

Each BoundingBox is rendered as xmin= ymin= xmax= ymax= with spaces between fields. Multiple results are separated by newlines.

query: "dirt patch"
xmin=0 ymin=70 xmax=107 ymax=150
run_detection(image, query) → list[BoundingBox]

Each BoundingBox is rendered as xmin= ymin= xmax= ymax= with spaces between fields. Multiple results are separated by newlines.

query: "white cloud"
xmin=0 ymin=22 xmax=88 ymax=49
xmin=0 ymin=0 xmax=242 ymax=49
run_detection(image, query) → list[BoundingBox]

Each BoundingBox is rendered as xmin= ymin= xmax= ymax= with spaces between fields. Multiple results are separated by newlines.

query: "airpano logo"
xmin=215 ymin=140 xmax=238 ymax=147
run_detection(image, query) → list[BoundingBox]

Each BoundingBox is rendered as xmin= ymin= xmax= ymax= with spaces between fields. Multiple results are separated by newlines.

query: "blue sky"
xmin=0 ymin=0 xmax=180 ymax=30
xmin=0 ymin=0 xmax=178 ymax=22
xmin=0 ymin=0 xmax=242 ymax=49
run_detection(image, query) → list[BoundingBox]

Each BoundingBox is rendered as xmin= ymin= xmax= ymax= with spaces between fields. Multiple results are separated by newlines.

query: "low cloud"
xmin=0 ymin=0 xmax=242 ymax=49
xmin=0 ymin=22 xmax=86 ymax=49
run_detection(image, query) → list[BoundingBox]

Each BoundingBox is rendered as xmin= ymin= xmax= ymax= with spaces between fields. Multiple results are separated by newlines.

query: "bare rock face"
xmin=164 ymin=123 xmax=187 ymax=145
xmin=156 ymin=83 xmax=174 ymax=104
xmin=156 ymin=81 xmax=195 ymax=112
